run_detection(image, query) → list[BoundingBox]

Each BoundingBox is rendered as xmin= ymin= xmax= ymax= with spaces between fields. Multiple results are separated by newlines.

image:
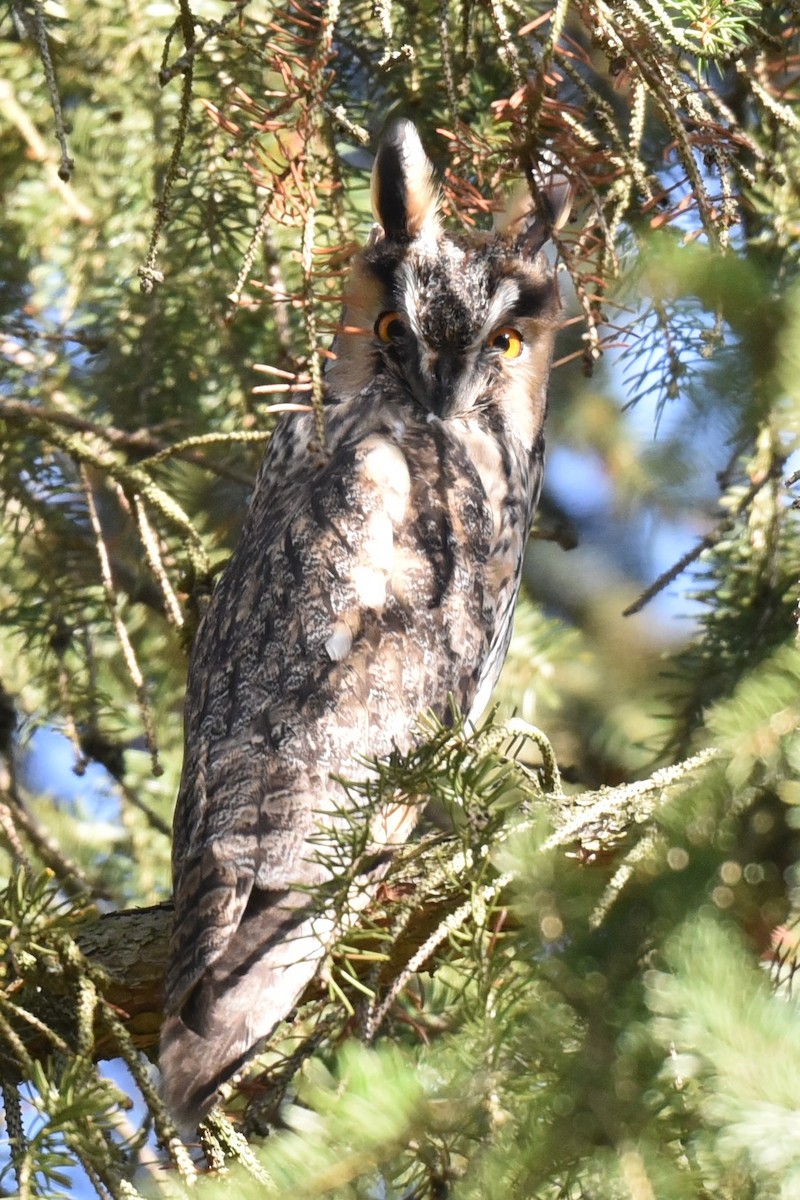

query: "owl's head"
xmin=328 ymin=121 xmax=570 ymax=452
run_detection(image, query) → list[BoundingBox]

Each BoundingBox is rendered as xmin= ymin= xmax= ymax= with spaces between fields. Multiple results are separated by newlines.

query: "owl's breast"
xmin=177 ymin=396 xmax=533 ymax=871
xmin=303 ymin=415 xmax=497 ymax=720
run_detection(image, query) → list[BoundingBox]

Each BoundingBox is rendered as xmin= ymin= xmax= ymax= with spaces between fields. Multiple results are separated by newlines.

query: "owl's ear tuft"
xmin=371 ymin=120 xmax=440 ymax=243
xmin=496 ymin=169 xmax=572 ymax=258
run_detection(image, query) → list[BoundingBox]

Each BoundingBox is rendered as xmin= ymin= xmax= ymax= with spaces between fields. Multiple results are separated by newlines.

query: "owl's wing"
xmin=160 ymin=403 xmax=501 ymax=1125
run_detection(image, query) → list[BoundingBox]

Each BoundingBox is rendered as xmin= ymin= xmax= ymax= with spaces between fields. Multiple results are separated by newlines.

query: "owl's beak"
xmin=430 ymin=350 xmax=462 ymax=415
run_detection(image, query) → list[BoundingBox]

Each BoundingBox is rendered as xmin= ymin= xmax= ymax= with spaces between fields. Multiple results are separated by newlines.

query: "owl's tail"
xmin=160 ymin=889 xmax=335 ymax=1130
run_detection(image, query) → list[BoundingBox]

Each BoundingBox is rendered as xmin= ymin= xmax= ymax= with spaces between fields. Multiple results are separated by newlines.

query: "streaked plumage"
xmin=160 ymin=121 xmax=568 ymax=1126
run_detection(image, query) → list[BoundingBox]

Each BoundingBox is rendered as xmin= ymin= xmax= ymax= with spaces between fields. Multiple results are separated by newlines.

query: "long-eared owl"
xmin=160 ymin=121 xmax=569 ymax=1126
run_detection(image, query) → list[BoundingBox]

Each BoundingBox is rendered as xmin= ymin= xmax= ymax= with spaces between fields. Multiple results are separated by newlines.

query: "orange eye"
xmin=488 ymin=326 xmax=524 ymax=359
xmin=375 ymin=311 xmax=405 ymax=343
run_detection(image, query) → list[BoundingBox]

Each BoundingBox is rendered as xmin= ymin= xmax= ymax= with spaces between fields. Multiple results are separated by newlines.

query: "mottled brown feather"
xmin=161 ymin=120 xmax=566 ymax=1127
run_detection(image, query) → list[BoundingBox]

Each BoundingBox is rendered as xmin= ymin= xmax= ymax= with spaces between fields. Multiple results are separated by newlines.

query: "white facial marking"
xmin=401 ymin=263 xmax=423 ymax=339
xmin=477 ymin=280 xmax=521 ymax=347
xmin=419 ymin=345 xmax=437 ymax=380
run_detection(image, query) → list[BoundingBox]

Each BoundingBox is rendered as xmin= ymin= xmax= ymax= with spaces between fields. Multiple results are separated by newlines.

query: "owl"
xmin=160 ymin=120 xmax=569 ymax=1127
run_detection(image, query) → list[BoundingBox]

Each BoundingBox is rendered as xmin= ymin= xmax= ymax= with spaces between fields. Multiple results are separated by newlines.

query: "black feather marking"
xmin=374 ymin=138 xmax=412 ymax=243
xmin=510 ymin=280 xmax=558 ymax=320
xmin=283 ymin=528 xmax=304 ymax=585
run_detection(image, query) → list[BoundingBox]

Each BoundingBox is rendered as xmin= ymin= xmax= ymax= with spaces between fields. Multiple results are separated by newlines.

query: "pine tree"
xmin=0 ymin=0 xmax=799 ymax=1195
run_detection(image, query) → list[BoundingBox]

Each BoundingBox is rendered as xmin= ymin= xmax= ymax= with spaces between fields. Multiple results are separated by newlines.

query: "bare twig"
xmin=623 ymin=458 xmax=787 ymax=617
xmin=30 ymin=0 xmax=73 ymax=181
xmin=80 ymin=467 xmax=162 ymax=777
xmin=0 ymin=398 xmax=255 ymax=486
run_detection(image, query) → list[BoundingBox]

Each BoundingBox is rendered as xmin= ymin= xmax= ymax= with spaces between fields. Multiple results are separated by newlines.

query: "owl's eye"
xmin=488 ymin=327 xmax=524 ymax=359
xmin=375 ymin=311 xmax=405 ymax=343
